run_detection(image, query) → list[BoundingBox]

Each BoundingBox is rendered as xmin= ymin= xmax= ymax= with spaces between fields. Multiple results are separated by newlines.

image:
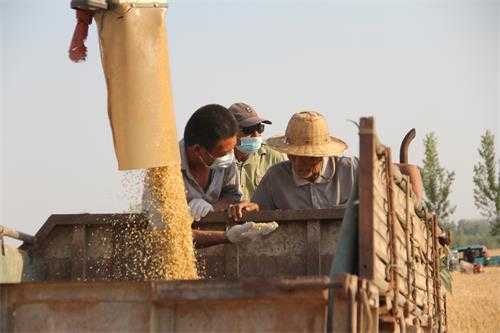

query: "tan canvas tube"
xmin=95 ymin=5 xmax=178 ymax=170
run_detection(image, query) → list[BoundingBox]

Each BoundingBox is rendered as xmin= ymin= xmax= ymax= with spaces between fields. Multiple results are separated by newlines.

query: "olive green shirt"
xmin=236 ymin=144 xmax=287 ymax=201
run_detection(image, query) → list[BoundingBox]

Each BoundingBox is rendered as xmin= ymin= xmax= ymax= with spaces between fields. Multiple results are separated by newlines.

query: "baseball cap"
xmin=228 ymin=102 xmax=272 ymax=128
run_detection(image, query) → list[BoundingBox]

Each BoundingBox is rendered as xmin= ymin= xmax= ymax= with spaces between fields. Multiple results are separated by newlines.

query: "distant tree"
xmin=472 ymin=130 xmax=500 ymax=236
xmin=451 ymin=219 xmax=500 ymax=248
xmin=421 ymin=132 xmax=456 ymax=229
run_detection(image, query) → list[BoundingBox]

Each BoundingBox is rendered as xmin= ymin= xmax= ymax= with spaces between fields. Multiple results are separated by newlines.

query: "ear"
xmin=192 ymin=144 xmax=202 ymax=153
xmin=236 ymin=131 xmax=245 ymax=141
xmin=187 ymin=144 xmax=202 ymax=156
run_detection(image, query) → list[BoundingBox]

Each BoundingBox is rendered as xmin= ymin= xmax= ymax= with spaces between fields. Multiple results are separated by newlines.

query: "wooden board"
xmin=357 ymin=117 xmax=448 ymax=331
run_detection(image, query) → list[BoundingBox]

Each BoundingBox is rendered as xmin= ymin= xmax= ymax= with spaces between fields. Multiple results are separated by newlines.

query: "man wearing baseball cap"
xmin=228 ymin=102 xmax=286 ymax=201
xmin=227 ymin=111 xmax=358 ymax=220
xmin=143 ymin=104 xmax=279 ymax=247
xmin=227 ymin=111 xmax=359 ymax=275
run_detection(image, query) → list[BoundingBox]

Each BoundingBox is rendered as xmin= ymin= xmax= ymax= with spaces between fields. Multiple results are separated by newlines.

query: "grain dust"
xmin=113 ymin=165 xmax=198 ymax=280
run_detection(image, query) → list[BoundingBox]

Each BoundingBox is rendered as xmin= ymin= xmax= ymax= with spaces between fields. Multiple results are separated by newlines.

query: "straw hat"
xmin=266 ymin=111 xmax=348 ymax=157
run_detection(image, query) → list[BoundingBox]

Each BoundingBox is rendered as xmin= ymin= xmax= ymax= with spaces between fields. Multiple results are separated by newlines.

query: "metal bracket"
xmin=108 ymin=1 xmax=168 ymax=9
xmin=71 ymin=0 xmax=108 ymax=10
xmin=71 ymin=0 xmax=169 ymax=11
xmin=0 ymin=232 xmax=4 ymax=256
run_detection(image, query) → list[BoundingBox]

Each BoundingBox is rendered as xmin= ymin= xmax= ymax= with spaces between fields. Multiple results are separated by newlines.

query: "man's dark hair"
xmin=184 ymin=104 xmax=239 ymax=151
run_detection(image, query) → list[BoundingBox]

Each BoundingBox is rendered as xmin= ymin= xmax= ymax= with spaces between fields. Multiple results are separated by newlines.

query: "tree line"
xmin=421 ymin=129 xmax=500 ymax=247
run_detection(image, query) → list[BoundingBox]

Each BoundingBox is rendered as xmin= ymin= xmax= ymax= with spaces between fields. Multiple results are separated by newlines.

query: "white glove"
xmin=226 ymin=222 xmax=279 ymax=244
xmin=188 ymin=198 xmax=214 ymax=221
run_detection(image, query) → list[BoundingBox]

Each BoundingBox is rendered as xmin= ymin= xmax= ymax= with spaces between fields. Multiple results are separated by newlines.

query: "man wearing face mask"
xmin=229 ymin=102 xmax=286 ymax=201
xmin=179 ymin=104 xmax=242 ymax=221
xmin=227 ymin=111 xmax=422 ymax=276
xmin=228 ymin=111 xmax=358 ymax=219
xmin=143 ymin=104 xmax=279 ymax=247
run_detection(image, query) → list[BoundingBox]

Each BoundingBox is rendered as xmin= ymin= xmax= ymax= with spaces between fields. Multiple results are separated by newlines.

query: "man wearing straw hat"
xmin=230 ymin=111 xmax=357 ymax=217
xmin=227 ymin=111 xmax=359 ymax=276
xmin=227 ymin=111 xmax=358 ymax=219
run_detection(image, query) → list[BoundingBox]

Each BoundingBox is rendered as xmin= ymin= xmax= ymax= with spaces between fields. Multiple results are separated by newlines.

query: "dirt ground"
xmin=488 ymin=248 xmax=500 ymax=256
xmin=447 ymin=249 xmax=500 ymax=333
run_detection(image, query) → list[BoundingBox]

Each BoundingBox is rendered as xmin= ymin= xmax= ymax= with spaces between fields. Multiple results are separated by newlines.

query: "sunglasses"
xmin=241 ymin=123 xmax=265 ymax=135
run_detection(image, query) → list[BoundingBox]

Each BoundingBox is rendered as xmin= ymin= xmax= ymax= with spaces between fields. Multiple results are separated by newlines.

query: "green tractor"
xmin=453 ymin=245 xmax=500 ymax=267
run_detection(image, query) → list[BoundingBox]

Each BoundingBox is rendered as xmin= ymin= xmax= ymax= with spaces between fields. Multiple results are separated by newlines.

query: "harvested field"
xmin=488 ymin=248 xmax=500 ymax=256
xmin=447 ymin=255 xmax=500 ymax=333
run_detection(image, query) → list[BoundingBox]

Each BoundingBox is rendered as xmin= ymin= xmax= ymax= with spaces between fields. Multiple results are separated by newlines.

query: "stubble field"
xmin=447 ymin=249 xmax=500 ymax=332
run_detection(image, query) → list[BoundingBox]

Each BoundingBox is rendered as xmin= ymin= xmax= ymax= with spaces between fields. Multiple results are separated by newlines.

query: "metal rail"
xmin=195 ymin=207 xmax=346 ymax=226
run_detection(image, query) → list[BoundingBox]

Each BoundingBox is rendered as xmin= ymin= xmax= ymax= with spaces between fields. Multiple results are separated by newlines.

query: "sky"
xmin=1 ymin=0 xmax=499 ymax=237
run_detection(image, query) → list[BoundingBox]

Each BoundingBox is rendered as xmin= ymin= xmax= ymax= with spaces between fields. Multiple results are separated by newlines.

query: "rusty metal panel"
xmin=71 ymin=225 xmax=87 ymax=280
xmin=40 ymin=225 xmax=73 ymax=259
xmin=0 ymin=276 xmax=380 ymax=332
xmin=86 ymin=226 xmax=114 ymax=259
xmin=195 ymin=207 xmax=346 ymax=225
xmin=320 ymin=220 xmax=340 ymax=274
xmin=306 ymin=220 xmax=321 ymax=276
xmin=237 ymin=222 xmax=308 ymax=278
xmin=0 ymin=277 xmax=340 ymax=333
xmin=168 ymin=297 xmax=327 ymax=332
xmin=358 ymin=117 xmax=376 ymax=282
xmin=2 ymin=282 xmax=152 ymax=332
xmin=223 ymin=243 xmax=239 ymax=279
xmin=29 ymin=211 xmax=342 ymax=282
xmin=196 ymin=223 xmax=308 ymax=278
xmin=0 ymin=282 xmax=6 ymax=332
xmin=195 ymin=244 xmax=226 ymax=279
xmin=326 ymin=273 xmax=379 ymax=333
xmin=86 ymin=225 xmax=114 ymax=280
xmin=196 ymin=219 xmax=341 ymax=279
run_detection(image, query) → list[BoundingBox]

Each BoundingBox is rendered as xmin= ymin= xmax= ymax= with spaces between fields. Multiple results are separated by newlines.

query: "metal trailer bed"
xmin=0 ymin=117 xmax=447 ymax=332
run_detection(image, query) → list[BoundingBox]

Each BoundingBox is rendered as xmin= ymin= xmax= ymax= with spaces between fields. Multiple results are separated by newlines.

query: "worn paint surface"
xmin=1 ymin=278 xmax=332 ymax=332
xmin=6 ymin=210 xmax=342 ymax=282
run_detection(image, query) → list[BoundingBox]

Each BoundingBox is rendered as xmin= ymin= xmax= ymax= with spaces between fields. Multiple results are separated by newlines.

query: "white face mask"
xmin=209 ymin=151 xmax=235 ymax=169
xmin=203 ymin=150 xmax=235 ymax=169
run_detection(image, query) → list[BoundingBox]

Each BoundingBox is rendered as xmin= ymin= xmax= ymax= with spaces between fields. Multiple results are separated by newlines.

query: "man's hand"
xmin=225 ymin=222 xmax=279 ymax=244
xmin=188 ymin=198 xmax=214 ymax=221
xmin=227 ymin=202 xmax=259 ymax=221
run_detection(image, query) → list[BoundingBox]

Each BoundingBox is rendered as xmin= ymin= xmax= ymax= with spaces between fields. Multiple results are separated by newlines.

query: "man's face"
xmin=198 ymin=136 xmax=237 ymax=165
xmin=288 ymin=155 xmax=323 ymax=180
xmin=237 ymin=123 xmax=265 ymax=144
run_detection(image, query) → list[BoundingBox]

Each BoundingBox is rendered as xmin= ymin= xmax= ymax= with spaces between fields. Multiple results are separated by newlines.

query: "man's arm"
xmin=192 ymin=230 xmax=230 ymax=248
xmin=193 ymin=222 xmax=279 ymax=248
xmin=226 ymin=166 xmax=280 ymax=220
xmin=213 ymin=197 xmax=236 ymax=212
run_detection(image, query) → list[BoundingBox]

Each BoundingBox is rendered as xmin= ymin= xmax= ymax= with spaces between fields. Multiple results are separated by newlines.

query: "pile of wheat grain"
xmin=447 ymin=250 xmax=500 ymax=333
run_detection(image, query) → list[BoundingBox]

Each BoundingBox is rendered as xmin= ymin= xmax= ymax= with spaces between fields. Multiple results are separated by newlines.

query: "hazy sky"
xmin=1 ymin=0 xmax=499 ymax=237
